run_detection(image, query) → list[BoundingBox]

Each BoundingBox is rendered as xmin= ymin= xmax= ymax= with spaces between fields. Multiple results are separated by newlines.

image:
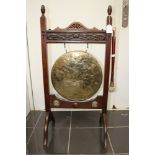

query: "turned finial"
xmin=107 ymin=5 xmax=112 ymax=15
xmin=41 ymin=5 xmax=45 ymax=15
xmin=106 ymin=5 xmax=112 ymax=29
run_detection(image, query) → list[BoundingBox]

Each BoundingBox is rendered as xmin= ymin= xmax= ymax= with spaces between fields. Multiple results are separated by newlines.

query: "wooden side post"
xmin=40 ymin=5 xmax=50 ymax=111
xmin=40 ymin=5 xmax=56 ymax=149
xmin=103 ymin=5 xmax=112 ymax=113
xmin=99 ymin=6 xmax=113 ymax=151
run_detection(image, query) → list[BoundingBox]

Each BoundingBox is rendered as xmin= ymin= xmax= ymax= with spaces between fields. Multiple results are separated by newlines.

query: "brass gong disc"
xmin=51 ymin=51 xmax=102 ymax=101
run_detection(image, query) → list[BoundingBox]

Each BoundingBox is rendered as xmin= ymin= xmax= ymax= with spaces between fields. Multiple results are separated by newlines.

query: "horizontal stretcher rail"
xmin=45 ymin=31 xmax=107 ymax=43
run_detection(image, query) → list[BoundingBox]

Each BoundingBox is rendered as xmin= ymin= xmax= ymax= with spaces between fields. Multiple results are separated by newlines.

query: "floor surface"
xmin=26 ymin=110 xmax=129 ymax=155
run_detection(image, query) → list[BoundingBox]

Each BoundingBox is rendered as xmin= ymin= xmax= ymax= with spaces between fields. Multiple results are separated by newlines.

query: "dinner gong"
xmin=51 ymin=50 xmax=103 ymax=101
xmin=40 ymin=5 xmax=113 ymax=148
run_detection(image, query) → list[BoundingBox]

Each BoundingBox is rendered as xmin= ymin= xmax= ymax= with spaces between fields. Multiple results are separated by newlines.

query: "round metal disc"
xmin=51 ymin=51 xmax=102 ymax=101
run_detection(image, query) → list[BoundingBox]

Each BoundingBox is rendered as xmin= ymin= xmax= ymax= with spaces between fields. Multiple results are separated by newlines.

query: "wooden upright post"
xmin=103 ymin=5 xmax=112 ymax=113
xmin=40 ymin=5 xmax=50 ymax=111
xmin=40 ymin=5 xmax=55 ymax=149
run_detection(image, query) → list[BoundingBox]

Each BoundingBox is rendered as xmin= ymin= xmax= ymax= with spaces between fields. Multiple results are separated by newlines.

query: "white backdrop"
xmin=26 ymin=0 xmax=129 ymax=110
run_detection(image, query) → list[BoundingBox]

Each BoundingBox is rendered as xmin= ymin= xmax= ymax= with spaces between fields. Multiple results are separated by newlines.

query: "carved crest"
xmin=51 ymin=22 xmax=105 ymax=32
xmin=67 ymin=22 xmax=87 ymax=30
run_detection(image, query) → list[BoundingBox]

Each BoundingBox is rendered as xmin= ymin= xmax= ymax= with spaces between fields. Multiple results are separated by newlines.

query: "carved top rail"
xmin=46 ymin=22 xmax=106 ymax=43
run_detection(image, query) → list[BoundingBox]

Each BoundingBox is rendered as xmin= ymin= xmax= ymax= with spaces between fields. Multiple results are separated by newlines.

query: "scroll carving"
xmin=46 ymin=32 xmax=106 ymax=43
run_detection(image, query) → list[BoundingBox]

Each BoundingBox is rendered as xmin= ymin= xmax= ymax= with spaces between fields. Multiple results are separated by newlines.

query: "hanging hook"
xmin=85 ymin=43 xmax=89 ymax=52
xmin=64 ymin=43 xmax=67 ymax=53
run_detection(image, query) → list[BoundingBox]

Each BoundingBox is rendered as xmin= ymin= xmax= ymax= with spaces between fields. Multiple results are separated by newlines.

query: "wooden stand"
xmin=40 ymin=5 xmax=112 ymax=149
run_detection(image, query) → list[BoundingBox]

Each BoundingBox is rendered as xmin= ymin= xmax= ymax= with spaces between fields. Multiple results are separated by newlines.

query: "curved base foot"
xmin=43 ymin=111 xmax=55 ymax=149
xmin=99 ymin=112 xmax=108 ymax=151
xmin=103 ymin=113 xmax=108 ymax=151
xmin=99 ymin=112 xmax=103 ymax=126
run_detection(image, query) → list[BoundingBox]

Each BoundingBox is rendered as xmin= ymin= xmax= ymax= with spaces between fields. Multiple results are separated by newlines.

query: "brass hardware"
xmin=73 ymin=102 xmax=78 ymax=108
xmin=53 ymin=100 xmax=60 ymax=107
xmin=92 ymin=101 xmax=98 ymax=108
